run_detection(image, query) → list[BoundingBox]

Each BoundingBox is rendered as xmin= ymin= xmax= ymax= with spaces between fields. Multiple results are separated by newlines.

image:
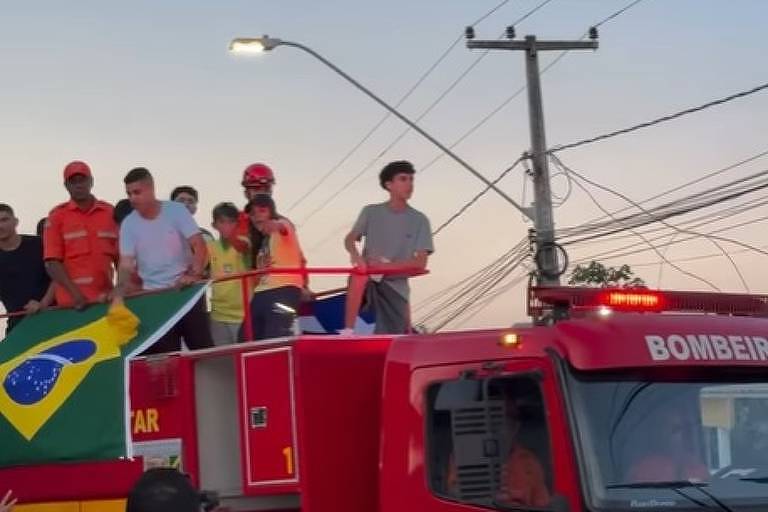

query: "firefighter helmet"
xmin=241 ymin=163 xmax=275 ymax=187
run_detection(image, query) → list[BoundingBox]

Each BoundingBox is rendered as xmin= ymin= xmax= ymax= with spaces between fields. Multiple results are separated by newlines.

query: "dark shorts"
xmin=143 ymin=297 xmax=214 ymax=354
xmin=247 ymin=286 xmax=302 ymax=341
xmin=363 ymin=280 xmax=410 ymax=334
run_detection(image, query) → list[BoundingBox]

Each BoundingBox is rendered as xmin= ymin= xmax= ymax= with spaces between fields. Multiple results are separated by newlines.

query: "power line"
xmin=432 ymin=157 xmax=523 ymax=236
xmin=573 ymin=213 xmax=768 ymax=266
xmin=550 ymin=81 xmax=768 ymax=153
xmin=553 ymin=157 xmax=768 ymax=290
xmin=593 ymin=0 xmax=647 ymax=28
xmin=285 ymin=0 xmax=514 ymax=215
xmin=631 ymin=243 xmax=768 ymax=268
xmin=558 ymin=147 xmax=768 ymax=233
xmin=558 ymin=168 xmax=768 ymax=245
xmin=297 ymin=0 xmax=558 ymax=226
xmin=553 ymin=155 xmax=766 ymax=290
xmin=551 ymin=156 xmax=722 ymax=290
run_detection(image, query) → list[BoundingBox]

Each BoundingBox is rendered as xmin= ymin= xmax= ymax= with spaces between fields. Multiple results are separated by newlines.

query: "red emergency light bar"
xmin=528 ymin=286 xmax=768 ymax=318
xmin=601 ymin=290 xmax=664 ymax=311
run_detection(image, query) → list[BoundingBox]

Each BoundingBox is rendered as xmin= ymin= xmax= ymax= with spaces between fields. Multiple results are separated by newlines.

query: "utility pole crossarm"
xmin=467 ymin=39 xmax=598 ymax=51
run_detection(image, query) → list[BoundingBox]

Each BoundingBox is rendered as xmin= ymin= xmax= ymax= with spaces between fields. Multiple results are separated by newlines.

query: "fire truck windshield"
xmin=567 ymin=369 xmax=768 ymax=511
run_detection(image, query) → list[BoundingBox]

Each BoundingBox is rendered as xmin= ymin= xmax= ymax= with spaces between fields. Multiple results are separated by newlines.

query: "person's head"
xmin=36 ymin=217 xmax=46 ymax=238
xmin=379 ymin=160 xmax=415 ymax=201
xmin=246 ymin=194 xmax=277 ymax=225
xmin=113 ymin=198 xmax=134 ymax=225
xmin=660 ymin=409 xmax=688 ymax=446
xmin=63 ymin=160 xmax=94 ymax=203
xmin=126 ymin=468 xmax=200 ymax=512
xmin=124 ymin=168 xmax=156 ymax=214
xmin=241 ymin=163 xmax=275 ymax=200
xmin=171 ymin=186 xmax=199 ymax=215
xmin=211 ymin=202 xmax=239 ymax=239
xmin=0 ymin=204 xmax=18 ymax=242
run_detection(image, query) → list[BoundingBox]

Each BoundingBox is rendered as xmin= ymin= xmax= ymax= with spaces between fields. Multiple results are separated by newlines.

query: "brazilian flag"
xmin=0 ymin=283 xmax=208 ymax=467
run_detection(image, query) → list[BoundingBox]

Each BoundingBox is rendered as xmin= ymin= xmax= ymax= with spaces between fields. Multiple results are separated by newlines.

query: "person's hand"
xmin=72 ymin=290 xmax=88 ymax=311
xmin=0 ymin=490 xmax=17 ymax=512
xmin=23 ymin=300 xmax=43 ymax=315
xmin=175 ymin=273 xmax=199 ymax=288
xmin=495 ymin=486 xmax=526 ymax=505
xmin=350 ymin=253 xmax=367 ymax=274
xmin=300 ymin=287 xmax=315 ymax=302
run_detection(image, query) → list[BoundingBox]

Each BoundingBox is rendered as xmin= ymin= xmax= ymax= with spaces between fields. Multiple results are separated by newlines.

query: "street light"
xmin=228 ymin=35 xmax=531 ymax=220
xmin=228 ymin=36 xmax=282 ymax=53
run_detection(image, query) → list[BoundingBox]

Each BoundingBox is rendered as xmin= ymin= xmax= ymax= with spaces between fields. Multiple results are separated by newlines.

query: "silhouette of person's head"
xmin=126 ymin=468 xmax=200 ymax=512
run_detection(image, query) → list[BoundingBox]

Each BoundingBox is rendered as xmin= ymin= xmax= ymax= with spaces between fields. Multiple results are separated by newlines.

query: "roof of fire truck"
xmin=386 ymin=286 xmax=768 ymax=372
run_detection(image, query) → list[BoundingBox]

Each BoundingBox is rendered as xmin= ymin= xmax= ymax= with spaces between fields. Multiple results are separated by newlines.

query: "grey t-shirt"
xmin=120 ymin=201 xmax=200 ymax=290
xmin=352 ymin=202 xmax=434 ymax=298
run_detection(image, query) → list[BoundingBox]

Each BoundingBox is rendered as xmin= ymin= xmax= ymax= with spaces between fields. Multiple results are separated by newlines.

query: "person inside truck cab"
xmin=445 ymin=397 xmax=550 ymax=507
xmin=625 ymin=406 xmax=709 ymax=482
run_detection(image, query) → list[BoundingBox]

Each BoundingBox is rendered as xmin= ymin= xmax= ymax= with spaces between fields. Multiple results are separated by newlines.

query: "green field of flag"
xmin=0 ymin=284 xmax=207 ymax=467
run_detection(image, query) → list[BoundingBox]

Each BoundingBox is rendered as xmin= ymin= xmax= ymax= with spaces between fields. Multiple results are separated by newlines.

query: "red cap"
xmin=241 ymin=163 xmax=275 ymax=186
xmin=63 ymin=161 xmax=92 ymax=181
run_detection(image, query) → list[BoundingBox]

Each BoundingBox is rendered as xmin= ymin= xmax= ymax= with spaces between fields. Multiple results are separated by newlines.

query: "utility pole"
xmin=466 ymin=29 xmax=598 ymax=286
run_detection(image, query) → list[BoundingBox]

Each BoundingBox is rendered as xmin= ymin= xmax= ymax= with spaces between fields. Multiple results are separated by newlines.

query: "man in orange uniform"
xmin=44 ymin=161 xmax=119 ymax=309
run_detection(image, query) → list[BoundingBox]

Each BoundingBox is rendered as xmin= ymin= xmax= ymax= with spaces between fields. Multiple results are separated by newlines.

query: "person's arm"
xmin=111 ymin=255 xmax=137 ymax=302
xmin=227 ymin=213 xmax=252 ymax=253
xmin=24 ymin=281 xmax=56 ymax=314
xmin=176 ymin=233 xmax=208 ymax=287
xmin=43 ymin=212 xmax=86 ymax=309
xmin=45 ymin=260 xmax=86 ymax=309
xmin=259 ymin=219 xmax=290 ymax=236
xmin=111 ymin=222 xmax=137 ymax=303
xmin=529 ymin=456 xmax=551 ymax=507
xmin=345 ymin=206 xmax=370 ymax=270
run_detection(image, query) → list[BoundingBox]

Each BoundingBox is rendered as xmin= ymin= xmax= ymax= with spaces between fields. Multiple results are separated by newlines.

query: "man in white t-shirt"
xmin=112 ymin=167 xmax=213 ymax=353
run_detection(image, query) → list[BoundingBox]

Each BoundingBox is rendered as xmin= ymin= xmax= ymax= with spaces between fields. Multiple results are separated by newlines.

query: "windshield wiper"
xmin=606 ymin=481 xmax=733 ymax=512
xmin=607 ymin=480 xmax=707 ymax=489
xmin=739 ymin=477 xmax=768 ymax=483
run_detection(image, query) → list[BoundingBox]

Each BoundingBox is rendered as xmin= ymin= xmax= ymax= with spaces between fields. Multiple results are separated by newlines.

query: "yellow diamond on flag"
xmin=0 ymin=303 xmax=140 ymax=441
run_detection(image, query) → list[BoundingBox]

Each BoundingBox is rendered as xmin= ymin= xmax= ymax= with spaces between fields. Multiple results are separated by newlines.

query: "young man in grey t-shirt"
xmin=343 ymin=160 xmax=434 ymax=334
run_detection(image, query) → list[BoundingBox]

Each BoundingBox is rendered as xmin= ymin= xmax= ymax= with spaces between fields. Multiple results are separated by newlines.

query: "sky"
xmin=1 ymin=0 xmax=768 ymax=330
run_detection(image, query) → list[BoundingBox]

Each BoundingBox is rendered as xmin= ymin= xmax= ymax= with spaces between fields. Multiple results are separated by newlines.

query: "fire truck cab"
xmin=6 ymin=286 xmax=768 ymax=512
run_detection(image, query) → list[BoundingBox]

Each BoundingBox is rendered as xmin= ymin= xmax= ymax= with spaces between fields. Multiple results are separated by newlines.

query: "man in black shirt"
xmin=0 ymin=204 xmax=53 ymax=333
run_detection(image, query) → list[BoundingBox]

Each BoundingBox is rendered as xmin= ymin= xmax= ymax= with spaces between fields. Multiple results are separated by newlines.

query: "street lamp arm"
xmin=273 ymin=40 xmax=532 ymax=221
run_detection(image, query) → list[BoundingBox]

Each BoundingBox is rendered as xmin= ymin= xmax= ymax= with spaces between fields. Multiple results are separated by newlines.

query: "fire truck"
xmin=3 ymin=285 xmax=768 ymax=511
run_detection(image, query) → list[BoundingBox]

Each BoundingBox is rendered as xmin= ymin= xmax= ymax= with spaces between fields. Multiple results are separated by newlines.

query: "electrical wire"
xmin=553 ymin=155 xmax=761 ymax=291
xmin=285 ymin=0 xmax=515 ymax=215
xmin=550 ymin=81 xmax=768 ymax=154
xmin=297 ymin=0 xmax=559 ymax=226
xmin=551 ymin=156 xmax=722 ymax=291
xmin=564 ymin=147 xmax=768 ymax=229
xmin=431 ymin=157 xmax=524 ymax=236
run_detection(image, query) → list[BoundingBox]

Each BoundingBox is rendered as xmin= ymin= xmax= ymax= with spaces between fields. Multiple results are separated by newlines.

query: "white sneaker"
xmin=337 ymin=328 xmax=355 ymax=336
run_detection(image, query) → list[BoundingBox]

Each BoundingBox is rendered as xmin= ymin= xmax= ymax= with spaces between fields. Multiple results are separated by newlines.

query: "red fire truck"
xmin=3 ymin=286 xmax=768 ymax=511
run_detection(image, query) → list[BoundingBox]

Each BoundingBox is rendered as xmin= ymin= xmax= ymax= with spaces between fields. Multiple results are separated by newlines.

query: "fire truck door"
xmin=237 ymin=346 xmax=300 ymax=493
